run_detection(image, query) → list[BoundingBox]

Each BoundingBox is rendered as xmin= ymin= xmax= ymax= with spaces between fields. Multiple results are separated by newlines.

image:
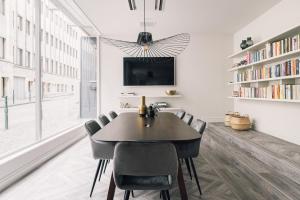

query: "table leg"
xmin=107 ymin=173 xmax=116 ymax=200
xmin=177 ymin=162 xmax=188 ymax=200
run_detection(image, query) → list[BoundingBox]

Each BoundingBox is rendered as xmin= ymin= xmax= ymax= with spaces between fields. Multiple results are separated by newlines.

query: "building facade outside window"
xmin=17 ymin=48 xmax=23 ymax=66
xmin=0 ymin=0 xmax=97 ymax=158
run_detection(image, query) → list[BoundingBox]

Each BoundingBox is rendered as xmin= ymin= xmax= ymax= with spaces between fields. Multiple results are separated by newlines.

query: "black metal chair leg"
xmin=98 ymin=159 xmax=105 ymax=181
xmin=124 ymin=190 xmax=130 ymax=200
xmin=90 ymin=159 xmax=102 ymax=197
xmin=131 ymin=190 xmax=134 ymax=197
xmin=166 ymin=190 xmax=170 ymax=200
xmin=184 ymin=158 xmax=192 ymax=180
xmin=161 ymin=190 xmax=168 ymax=200
xmin=103 ymin=159 xmax=109 ymax=173
xmin=189 ymin=157 xmax=202 ymax=195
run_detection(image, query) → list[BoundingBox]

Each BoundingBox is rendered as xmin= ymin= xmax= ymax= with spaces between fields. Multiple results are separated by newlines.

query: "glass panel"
xmin=41 ymin=0 xmax=94 ymax=138
xmin=0 ymin=0 xmax=36 ymax=157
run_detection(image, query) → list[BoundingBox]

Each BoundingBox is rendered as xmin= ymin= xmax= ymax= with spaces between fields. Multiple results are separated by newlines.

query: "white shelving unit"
xmin=228 ymin=49 xmax=300 ymax=72
xmin=228 ymin=96 xmax=300 ymax=103
xmin=228 ymin=74 xmax=300 ymax=85
xmin=119 ymin=94 xmax=183 ymax=112
xmin=228 ymin=25 xmax=300 ymax=103
xmin=228 ymin=25 xmax=300 ymax=58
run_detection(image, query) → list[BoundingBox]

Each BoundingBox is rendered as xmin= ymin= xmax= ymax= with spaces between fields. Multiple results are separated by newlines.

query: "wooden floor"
xmin=0 ymin=123 xmax=299 ymax=200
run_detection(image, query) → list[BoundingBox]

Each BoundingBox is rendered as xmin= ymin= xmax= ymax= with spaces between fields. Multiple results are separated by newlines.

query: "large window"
xmin=17 ymin=48 xmax=23 ymax=66
xmin=0 ymin=37 xmax=4 ymax=59
xmin=0 ymin=0 xmax=5 ymax=15
xmin=0 ymin=0 xmax=97 ymax=158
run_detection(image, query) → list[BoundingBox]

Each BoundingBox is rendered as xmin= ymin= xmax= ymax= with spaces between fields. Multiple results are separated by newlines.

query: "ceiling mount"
xmin=128 ymin=0 xmax=136 ymax=10
xmin=155 ymin=0 xmax=163 ymax=11
xmin=129 ymin=0 xmax=164 ymax=11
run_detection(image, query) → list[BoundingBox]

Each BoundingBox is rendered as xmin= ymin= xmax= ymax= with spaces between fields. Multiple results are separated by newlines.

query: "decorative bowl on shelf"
xmin=165 ymin=90 xmax=176 ymax=96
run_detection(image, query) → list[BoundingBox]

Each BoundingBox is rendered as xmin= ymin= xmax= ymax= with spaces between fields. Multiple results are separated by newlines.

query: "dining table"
xmin=92 ymin=112 xmax=202 ymax=200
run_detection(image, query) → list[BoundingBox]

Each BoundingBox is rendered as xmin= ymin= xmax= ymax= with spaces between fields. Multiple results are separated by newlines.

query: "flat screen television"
xmin=123 ymin=57 xmax=175 ymax=86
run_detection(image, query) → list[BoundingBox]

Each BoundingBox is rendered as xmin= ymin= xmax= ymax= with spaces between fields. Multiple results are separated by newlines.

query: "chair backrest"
xmin=109 ymin=111 xmax=118 ymax=120
xmin=85 ymin=120 xmax=101 ymax=137
xmin=175 ymin=111 xmax=185 ymax=119
xmin=98 ymin=114 xmax=110 ymax=127
xmin=191 ymin=119 xmax=207 ymax=136
xmin=182 ymin=113 xmax=193 ymax=125
xmin=113 ymin=142 xmax=178 ymax=190
xmin=84 ymin=120 xmax=115 ymax=159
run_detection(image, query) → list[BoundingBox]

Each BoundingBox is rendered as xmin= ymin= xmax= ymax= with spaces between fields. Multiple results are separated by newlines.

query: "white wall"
xmin=100 ymin=33 xmax=233 ymax=122
xmin=233 ymin=0 xmax=300 ymax=145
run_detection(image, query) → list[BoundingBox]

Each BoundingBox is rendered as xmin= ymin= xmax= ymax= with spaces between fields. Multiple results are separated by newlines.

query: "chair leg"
xmin=166 ymin=190 xmax=170 ymax=200
xmin=124 ymin=190 xmax=130 ymax=200
xmin=189 ymin=157 xmax=202 ymax=195
xmin=131 ymin=190 xmax=134 ymax=197
xmin=103 ymin=160 xmax=109 ymax=173
xmin=161 ymin=190 xmax=168 ymax=200
xmin=98 ymin=159 xmax=105 ymax=181
xmin=90 ymin=159 xmax=102 ymax=197
xmin=184 ymin=158 xmax=192 ymax=180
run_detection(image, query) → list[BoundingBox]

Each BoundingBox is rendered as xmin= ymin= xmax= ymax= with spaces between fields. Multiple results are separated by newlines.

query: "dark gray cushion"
xmin=113 ymin=142 xmax=178 ymax=190
xmin=84 ymin=120 xmax=115 ymax=159
xmin=109 ymin=111 xmax=118 ymax=119
xmin=85 ymin=120 xmax=101 ymax=136
xmin=175 ymin=111 xmax=185 ymax=119
xmin=174 ymin=139 xmax=200 ymax=158
xmin=182 ymin=113 xmax=193 ymax=125
xmin=98 ymin=114 xmax=110 ymax=127
xmin=191 ymin=119 xmax=206 ymax=135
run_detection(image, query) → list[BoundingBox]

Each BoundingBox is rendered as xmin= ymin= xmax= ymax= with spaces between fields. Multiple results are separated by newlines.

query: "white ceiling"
xmin=73 ymin=0 xmax=281 ymax=37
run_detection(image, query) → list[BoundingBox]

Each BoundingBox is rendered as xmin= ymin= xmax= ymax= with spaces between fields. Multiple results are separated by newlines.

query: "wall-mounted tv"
xmin=123 ymin=57 xmax=175 ymax=86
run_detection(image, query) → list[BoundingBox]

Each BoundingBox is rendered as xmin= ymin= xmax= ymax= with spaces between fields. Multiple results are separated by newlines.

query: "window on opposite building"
xmin=17 ymin=48 xmax=23 ymax=66
xmin=0 ymin=0 xmax=5 ymax=15
xmin=17 ymin=15 xmax=23 ymax=31
xmin=45 ymin=32 xmax=49 ymax=44
xmin=26 ymin=20 xmax=30 ymax=35
xmin=0 ymin=37 xmax=5 ymax=59
xmin=25 ymin=51 xmax=30 ymax=67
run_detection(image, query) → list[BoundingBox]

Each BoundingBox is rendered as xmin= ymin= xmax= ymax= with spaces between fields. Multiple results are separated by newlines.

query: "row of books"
xmin=238 ymin=84 xmax=300 ymax=100
xmin=266 ymin=34 xmax=300 ymax=58
xmin=242 ymin=33 xmax=300 ymax=65
xmin=236 ymin=58 xmax=300 ymax=82
xmin=245 ymin=49 xmax=267 ymax=64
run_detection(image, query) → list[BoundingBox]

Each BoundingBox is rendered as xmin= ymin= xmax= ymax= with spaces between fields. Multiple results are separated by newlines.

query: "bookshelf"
xmin=228 ymin=25 xmax=300 ymax=102
xmin=228 ymin=96 xmax=300 ymax=103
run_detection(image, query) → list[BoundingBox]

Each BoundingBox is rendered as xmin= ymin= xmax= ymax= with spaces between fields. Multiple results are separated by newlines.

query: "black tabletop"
xmin=92 ymin=112 xmax=201 ymax=142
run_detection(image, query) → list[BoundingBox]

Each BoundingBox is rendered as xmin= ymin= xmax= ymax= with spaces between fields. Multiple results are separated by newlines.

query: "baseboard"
xmin=0 ymin=125 xmax=86 ymax=192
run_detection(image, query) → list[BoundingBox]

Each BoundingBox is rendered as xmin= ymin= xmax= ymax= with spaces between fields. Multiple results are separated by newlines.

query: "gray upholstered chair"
xmin=180 ymin=119 xmax=207 ymax=196
xmin=182 ymin=113 xmax=193 ymax=125
xmin=84 ymin=120 xmax=115 ymax=197
xmin=113 ymin=142 xmax=178 ymax=200
xmin=109 ymin=111 xmax=118 ymax=120
xmin=175 ymin=111 xmax=185 ymax=119
xmin=98 ymin=114 xmax=110 ymax=128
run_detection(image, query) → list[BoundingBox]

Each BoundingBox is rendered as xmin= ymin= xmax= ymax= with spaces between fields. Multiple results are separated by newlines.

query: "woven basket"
xmin=230 ymin=115 xmax=251 ymax=131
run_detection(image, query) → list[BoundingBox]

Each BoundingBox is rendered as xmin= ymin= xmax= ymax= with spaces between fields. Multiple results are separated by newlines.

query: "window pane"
xmin=41 ymin=0 xmax=95 ymax=138
xmin=0 ymin=0 xmax=36 ymax=157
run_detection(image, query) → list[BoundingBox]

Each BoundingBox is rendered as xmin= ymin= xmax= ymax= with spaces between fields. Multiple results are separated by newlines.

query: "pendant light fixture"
xmin=101 ymin=0 xmax=190 ymax=57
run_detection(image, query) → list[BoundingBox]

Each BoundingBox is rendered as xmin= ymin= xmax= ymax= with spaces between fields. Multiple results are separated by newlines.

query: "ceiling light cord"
xmin=144 ymin=0 xmax=146 ymax=32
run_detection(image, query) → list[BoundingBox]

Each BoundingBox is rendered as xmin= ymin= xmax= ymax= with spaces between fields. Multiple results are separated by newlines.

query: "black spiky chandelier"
xmin=101 ymin=0 xmax=190 ymax=57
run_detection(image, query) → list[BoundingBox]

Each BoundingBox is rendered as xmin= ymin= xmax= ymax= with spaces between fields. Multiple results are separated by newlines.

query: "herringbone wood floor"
xmin=0 ymin=137 xmax=239 ymax=200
